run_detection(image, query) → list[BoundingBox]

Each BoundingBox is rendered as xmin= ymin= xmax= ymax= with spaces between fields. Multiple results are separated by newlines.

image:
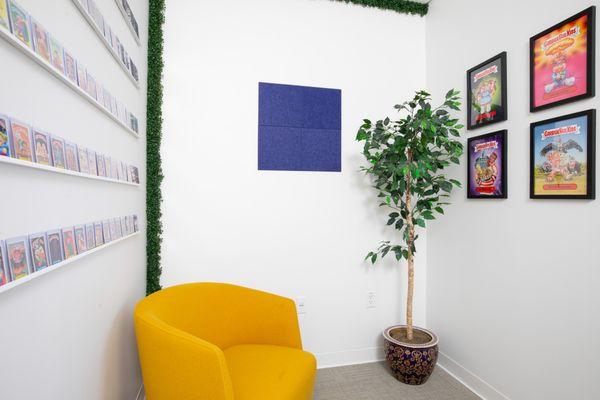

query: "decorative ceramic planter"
xmin=383 ymin=325 xmax=439 ymax=385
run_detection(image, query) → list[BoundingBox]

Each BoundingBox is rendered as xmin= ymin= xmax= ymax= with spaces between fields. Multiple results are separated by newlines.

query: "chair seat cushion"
xmin=224 ymin=344 xmax=316 ymax=400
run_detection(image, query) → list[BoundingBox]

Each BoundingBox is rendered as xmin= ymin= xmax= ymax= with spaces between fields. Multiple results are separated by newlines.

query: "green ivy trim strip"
xmin=146 ymin=0 xmax=165 ymax=295
xmin=331 ymin=0 xmax=428 ymax=16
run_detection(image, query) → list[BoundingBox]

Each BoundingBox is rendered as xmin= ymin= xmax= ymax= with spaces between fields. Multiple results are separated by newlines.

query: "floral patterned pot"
xmin=383 ymin=325 xmax=439 ymax=385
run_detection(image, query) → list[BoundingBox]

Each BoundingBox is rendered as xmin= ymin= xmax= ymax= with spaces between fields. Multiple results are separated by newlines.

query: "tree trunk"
xmin=405 ymin=151 xmax=414 ymax=341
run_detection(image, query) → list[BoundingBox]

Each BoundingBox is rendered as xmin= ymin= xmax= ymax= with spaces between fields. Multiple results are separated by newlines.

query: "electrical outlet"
xmin=296 ymin=297 xmax=307 ymax=314
xmin=366 ymin=291 xmax=376 ymax=309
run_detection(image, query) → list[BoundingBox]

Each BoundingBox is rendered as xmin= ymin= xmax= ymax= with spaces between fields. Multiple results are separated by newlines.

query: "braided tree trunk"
xmin=405 ymin=150 xmax=415 ymax=341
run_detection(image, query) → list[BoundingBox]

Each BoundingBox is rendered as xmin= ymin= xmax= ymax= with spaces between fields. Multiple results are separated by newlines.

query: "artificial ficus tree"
xmin=356 ymin=90 xmax=463 ymax=341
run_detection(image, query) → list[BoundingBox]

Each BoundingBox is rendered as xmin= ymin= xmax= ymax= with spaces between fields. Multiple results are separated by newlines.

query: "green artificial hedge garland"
xmin=331 ymin=0 xmax=428 ymax=16
xmin=146 ymin=0 xmax=165 ymax=295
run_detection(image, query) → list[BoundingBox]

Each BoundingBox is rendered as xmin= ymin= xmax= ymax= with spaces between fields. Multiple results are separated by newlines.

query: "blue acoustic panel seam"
xmin=259 ymin=82 xmax=341 ymax=130
xmin=258 ymin=82 xmax=341 ymax=172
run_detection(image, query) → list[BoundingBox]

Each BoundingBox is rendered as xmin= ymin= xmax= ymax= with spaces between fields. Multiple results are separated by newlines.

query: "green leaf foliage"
xmin=146 ymin=0 xmax=165 ymax=295
xmin=358 ymin=90 xmax=463 ymax=264
xmin=331 ymin=0 xmax=428 ymax=16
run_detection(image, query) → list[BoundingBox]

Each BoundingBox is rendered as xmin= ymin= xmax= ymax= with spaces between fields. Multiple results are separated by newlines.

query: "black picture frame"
xmin=467 ymin=130 xmax=508 ymax=199
xmin=530 ymin=109 xmax=596 ymax=199
xmin=466 ymin=52 xmax=508 ymax=130
xmin=530 ymin=6 xmax=596 ymax=112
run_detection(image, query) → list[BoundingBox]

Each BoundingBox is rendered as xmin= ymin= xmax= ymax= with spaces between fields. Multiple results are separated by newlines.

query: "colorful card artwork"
xmin=32 ymin=129 xmax=51 ymax=165
xmin=8 ymin=0 xmax=32 ymax=48
xmin=29 ymin=233 xmax=49 ymax=272
xmin=50 ymin=135 xmax=66 ymax=169
xmin=46 ymin=230 xmax=63 ymax=265
xmin=0 ymin=114 xmax=10 ymax=157
xmin=6 ymin=236 xmax=30 ymax=280
xmin=61 ymin=228 xmax=77 ymax=259
xmin=31 ymin=18 xmax=51 ymax=63
xmin=9 ymin=120 xmax=32 ymax=161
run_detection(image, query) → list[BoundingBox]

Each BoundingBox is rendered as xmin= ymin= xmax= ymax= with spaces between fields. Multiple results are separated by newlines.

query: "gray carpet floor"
xmin=314 ymin=362 xmax=480 ymax=400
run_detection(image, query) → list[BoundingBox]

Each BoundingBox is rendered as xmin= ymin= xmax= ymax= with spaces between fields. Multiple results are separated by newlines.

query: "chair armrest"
xmin=135 ymin=311 xmax=235 ymax=400
xmin=232 ymin=290 xmax=303 ymax=350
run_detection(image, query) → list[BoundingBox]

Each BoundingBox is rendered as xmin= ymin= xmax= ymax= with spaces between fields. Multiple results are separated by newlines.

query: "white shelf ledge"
xmin=71 ymin=0 xmax=140 ymax=89
xmin=114 ymin=0 xmax=141 ymax=46
xmin=0 ymin=156 xmax=140 ymax=186
xmin=0 ymin=25 xmax=139 ymax=138
xmin=0 ymin=232 xmax=139 ymax=295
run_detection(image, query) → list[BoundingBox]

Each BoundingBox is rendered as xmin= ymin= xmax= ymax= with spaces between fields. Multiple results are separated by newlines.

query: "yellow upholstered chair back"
xmin=135 ymin=282 xmax=303 ymax=400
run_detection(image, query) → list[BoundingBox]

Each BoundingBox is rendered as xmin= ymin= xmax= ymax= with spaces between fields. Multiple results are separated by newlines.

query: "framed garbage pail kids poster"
xmin=467 ymin=130 xmax=507 ymax=199
xmin=530 ymin=110 xmax=595 ymax=199
xmin=530 ymin=6 xmax=595 ymax=112
xmin=467 ymin=52 xmax=507 ymax=130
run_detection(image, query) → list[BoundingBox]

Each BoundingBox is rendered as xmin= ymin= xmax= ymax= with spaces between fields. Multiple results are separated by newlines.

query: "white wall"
xmin=0 ymin=0 xmax=147 ymax=398
xmin=426 ymin=1 xmax=600 ymax=399
xmin=162 ymin=0 xmax=427 ymax=367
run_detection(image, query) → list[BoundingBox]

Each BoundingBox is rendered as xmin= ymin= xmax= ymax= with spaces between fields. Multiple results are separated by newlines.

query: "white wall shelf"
xmin=0 ymin=156 xmax=140 ymax=187
xmin=71 ymin=0 xmax=140 ymax=89
xmin=114 ymin=0 xmax=141 ymax=46
xmin=0 ymin=25 xmax=139 ymax=138
xmin=0 ymin=232 xmax=139 ymax=295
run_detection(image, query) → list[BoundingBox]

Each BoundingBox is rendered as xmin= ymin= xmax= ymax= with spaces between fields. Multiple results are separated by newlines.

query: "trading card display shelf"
xmin=0 ymin=231 xmax=139 ymax=295
xmin=0 ymin=156 xmax=139 ymax=187
xmin=0 ymin=25 xmax=139 ymax=138
xmin=114 ymin=0 xmax=141 ymax=46
xmin=71 ymin=0 xmax=140 ymax=89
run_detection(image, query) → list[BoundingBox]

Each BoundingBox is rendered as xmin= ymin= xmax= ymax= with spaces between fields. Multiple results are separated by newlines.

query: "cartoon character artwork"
xmin=48 ymin=36 xmax=65 ymax=74
xmin=31 ymin=19 xmax=51 ymax=63
xmin=540 ymin=138 xmax=583 ymax=182
xmin=543 ymin=39 xmax=576 ymax=96
xmin=9 ymin=120 xmax=32 ymax=161
xmin=50 ymin=136 xmax=66 ymax=169
xmin=468 ymin=131 xmax=507 ymax=199
xmin=531 ymin=7 xmax=595 ymax=111
xmin=6 ymin=238 xmax=30 ymax=280
xmin=74 ymin=226 xmax=87 ymax=254
xmin=61 ymin=228 xmax=78 ymax=259
xmin=467 ymin=52 xmax=507 ymax=130
xmin=88 ymin=150 xmax=98 ymax=176
xmin=0 ymin=241 xmax=9 ymax=286
xmin=0 ymin=0 xmax=9 ymax=30
xmin=0 ymin=114 xmax=11 ymax=157
xmin=94 ymin=223 xmax=104 ymax=247
xmin=531 ymin=110 xmax=595 ymax=198
xmin=77 ymin=61 xmax=88 ymax=92
xmin=97 ymin=154 xmax=106 ymax=177
xmin=65 ymin=142 xmax=79 ymax=171
xmin=32 ymin=130 xmax=51 ymax=165
xmin=130 ymin=166 xmax=139 ymax=184
xmin=78 ymin=146 xmax=90 ymax=174
xmin=63 ymin=50 xmax=78 ymax=85
xmin=102 ymin=221 xmax=111 ymax=243
xmin=8 ymin=1 xmax=32 ymax=48
xmin=46 ymin=230 xmax=63 ymax=265
xmin=474 ymin=79 xmax=497 ymax=121
xmin=85 ymin=224 xmax=96 ymax=250
xmin=29 ymin=234 xmax=49 ymax=272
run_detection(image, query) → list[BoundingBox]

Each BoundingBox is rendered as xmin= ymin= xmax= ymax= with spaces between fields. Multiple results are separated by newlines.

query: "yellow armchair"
xmin=134 ymin=282 xmax=316 ymax=400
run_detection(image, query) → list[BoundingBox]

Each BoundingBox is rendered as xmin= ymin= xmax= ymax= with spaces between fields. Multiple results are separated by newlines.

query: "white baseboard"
xmin=437 ymin=352 xmax=510 ymax=400
xmin=316 ymin=346 xmax=385 ymax=369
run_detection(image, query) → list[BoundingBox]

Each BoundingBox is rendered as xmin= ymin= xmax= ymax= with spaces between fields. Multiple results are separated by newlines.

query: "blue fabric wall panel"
xmin=301 ymin=128 xmax=341 ymax=172
xmin=301 ymin=87 xmax=341 ymax=130
xmin=259 ymin=82 xmax=341 ymax=129
xmin=258 ymin=125 xmax=303 ymax=171
xmin=258 ymin=82 xmax=342 ymax=172
xmin=259 ymin=82 xmax=304 ymax=128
